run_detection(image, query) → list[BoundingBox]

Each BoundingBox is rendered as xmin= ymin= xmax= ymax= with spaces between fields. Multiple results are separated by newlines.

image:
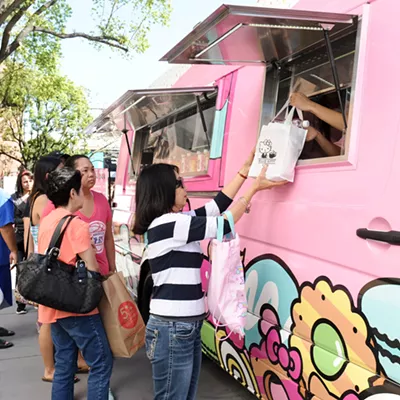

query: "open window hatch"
xmin=161 ymin=4 xmax=360 ymax=161
xmin=86 ymin=87 xmax=219 ymax=178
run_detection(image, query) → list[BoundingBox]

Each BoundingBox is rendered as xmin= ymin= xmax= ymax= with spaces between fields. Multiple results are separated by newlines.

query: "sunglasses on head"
xmin=176 ymin=178 xmax=184 ymax=189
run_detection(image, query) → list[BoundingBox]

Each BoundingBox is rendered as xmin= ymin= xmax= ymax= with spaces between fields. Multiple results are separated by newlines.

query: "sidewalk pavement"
xmin=0 ymin=305 xmax=255 ymax=400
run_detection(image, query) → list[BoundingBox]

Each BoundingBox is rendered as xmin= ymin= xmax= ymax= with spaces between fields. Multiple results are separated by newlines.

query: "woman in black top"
xmin=11 ymin=170 xmax=33 ymax=315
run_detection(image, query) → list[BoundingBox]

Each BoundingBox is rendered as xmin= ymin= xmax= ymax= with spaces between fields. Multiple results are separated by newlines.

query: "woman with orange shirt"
xmin=38 ymin=168 xmax=113 ymax=400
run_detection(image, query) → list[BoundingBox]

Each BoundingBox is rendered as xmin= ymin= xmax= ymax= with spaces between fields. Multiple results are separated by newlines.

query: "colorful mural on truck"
xmin=201 ymin=254 xmax=400 ymax=400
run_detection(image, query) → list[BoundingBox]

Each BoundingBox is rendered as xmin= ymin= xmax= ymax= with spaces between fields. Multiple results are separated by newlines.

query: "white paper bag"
xmin=249 ymin=103 xmax=307 ymax=182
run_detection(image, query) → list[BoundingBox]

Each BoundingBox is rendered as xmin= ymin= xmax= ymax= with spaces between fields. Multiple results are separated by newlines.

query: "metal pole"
xmin=195 ymin=95 xmax=211 ymax=148
xmin=323 ymin=29 xmax=348 ymax=130
xmin=122 ymin=114 xmax=137 ymax=177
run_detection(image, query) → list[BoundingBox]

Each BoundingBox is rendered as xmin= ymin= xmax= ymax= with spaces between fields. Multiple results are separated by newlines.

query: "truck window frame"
xmin=129 ymin=91 xmax=218 ymax=180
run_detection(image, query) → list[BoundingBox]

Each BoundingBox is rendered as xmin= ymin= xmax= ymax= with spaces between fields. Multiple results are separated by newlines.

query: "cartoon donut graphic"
xmin=290 ymin=278 xmax=378 ymax=399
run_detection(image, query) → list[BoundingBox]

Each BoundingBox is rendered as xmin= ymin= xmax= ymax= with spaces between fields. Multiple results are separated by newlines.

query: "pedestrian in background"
xmin=0 ymin=188 xmax=18 ymax=349
xmin=11 ymin=170 xmax=33 ymax=315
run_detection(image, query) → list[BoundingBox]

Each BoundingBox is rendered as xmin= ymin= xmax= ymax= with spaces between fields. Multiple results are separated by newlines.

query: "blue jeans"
xmin=51 ymin=314 xmax=113 ymax=400
xmin=145 ymin=315 xmax=203 ymax=400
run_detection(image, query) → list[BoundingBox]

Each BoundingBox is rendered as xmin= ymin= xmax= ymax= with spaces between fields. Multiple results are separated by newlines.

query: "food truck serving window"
xmin=129 ymin=89 xmax=218 ymax=178
xmin=161 ymin=4 xmax=361 ymax=164
xmin=85 ymin=87 xmax=219 ymax=179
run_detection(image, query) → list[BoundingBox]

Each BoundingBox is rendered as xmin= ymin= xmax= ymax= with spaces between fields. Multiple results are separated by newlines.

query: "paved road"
xmin=0 ymin=305 xmax=255 ymax=400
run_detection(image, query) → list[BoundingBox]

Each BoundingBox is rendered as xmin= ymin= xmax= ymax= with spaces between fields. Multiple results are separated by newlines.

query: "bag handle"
xmin=223 ymin=211 xmax=235 ymax=237
xmin=216 ymin=211 xmax=235 ymax=242
xmin=216 ymin=216 xmax=225 ymax=242
xmin=48 ymin=215 xmax=77 ymax=252
xmin=272 ymin=99 xmax=304 ymax=124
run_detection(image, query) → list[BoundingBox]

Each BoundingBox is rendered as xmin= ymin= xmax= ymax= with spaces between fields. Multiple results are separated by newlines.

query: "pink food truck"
xmin=86 ymin=1 xmax=400 ymax=399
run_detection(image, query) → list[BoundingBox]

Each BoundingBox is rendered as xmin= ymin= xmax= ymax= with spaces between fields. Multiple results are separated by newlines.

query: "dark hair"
xmin=60 ymin=154 xmax=70 ymax=163
xmin=47 ymin=168 xmax=82 ymax=207
xmin=16 ymin=170 xmax=33 ymax=196
xmin=31 ymin=156 xmax=60 ymax=198
xmin=64 ymin=154 xmax=90 ymax=169
xmin=133 ymin=164 xmax=179 ymax=235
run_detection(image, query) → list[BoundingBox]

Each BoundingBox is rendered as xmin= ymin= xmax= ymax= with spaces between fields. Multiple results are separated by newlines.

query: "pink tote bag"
xmin=207 ymin=211 xmax=247 ymax=337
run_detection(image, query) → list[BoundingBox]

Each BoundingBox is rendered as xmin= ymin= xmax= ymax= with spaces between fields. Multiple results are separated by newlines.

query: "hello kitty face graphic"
xmin=259 ymin=139 xmax=275 ymax=159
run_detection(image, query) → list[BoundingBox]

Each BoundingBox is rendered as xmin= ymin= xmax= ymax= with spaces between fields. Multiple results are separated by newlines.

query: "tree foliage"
xmin=0 ymin=0 xmax=172 ymax=66
xmin=0 ymin=60 xmax=91 ymax=169
xmin=0 ymin=0 xmax=172 ymax=170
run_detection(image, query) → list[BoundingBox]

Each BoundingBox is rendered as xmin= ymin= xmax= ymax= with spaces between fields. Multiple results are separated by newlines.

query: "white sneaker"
xmin=108 ymin=389 xmax=115 ymax=400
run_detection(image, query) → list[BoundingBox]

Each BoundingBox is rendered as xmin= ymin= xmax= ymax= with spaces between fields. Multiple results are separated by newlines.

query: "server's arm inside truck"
xmin=290 ymin=92 xmax=345 ymax=132
xmin=307 ymin=127 xmax=341 ymax=157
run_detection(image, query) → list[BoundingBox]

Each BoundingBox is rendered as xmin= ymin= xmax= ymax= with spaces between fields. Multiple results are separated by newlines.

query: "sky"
xmin=59 ymin=0 xmax=258 ymax=114
xmin=59 ymin=0 xmax=299 ymax=115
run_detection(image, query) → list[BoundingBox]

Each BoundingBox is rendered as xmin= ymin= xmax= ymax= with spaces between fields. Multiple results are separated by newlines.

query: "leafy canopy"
xmin=0 ymin=60 xmax=91 ymax=169
xmin=0 ymin=0 xmax=172 ymax=66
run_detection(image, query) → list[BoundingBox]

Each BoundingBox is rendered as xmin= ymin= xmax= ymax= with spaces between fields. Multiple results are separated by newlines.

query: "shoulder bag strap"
xmin=48 ymin=215 xmax=77 ymax=251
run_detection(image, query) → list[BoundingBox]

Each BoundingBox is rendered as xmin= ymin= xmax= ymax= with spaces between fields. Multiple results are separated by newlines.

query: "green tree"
xmin=0 ymin=0 xmax=172 ymax=66
xmin=0 ymin=60 xmax=91 ymax=169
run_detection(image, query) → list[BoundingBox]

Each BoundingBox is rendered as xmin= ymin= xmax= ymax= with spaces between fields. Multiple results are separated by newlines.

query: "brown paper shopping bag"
xmin=99 ymin=272 xmax=145 ymax=358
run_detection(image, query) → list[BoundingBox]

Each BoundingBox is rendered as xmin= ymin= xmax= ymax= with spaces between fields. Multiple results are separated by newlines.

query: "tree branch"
xmin=0 ymin=0 xmax=58 ymax=63
xmin=32 ymin=27 xmax=128 ymax=52
xmin=0 ymin=1 xmax=32 ymax=59
xmin=0 ymin=0 xmax=27 ymax=26
xmin=7 ymin=118 xmax=18 ymax=139
xmin=129 ymin=15 xmax=147 ymax=42
xmin=105 ymin=0 xmax=118 ymax=31
xmin=0 ymin=149 xmax=24 ymax=167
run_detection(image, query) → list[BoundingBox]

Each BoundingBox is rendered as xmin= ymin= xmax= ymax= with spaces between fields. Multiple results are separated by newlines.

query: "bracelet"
xmin=238 ymin=171 xmax=248 ymax=180
xmin=239 ymin=197 xmax=251 ymax=214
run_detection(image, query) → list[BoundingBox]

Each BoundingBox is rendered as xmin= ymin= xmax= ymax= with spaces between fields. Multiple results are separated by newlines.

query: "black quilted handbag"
xmin=16 ymin=215 xmax=104 ymax=314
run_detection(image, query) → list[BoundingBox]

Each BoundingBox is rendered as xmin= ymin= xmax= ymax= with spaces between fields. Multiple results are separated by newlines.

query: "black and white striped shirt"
xmin=147 ymin=192 xmax=232 ymax=319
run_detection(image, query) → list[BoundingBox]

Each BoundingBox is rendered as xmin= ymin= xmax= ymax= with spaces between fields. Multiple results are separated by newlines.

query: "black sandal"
xmin=0 ymin=327 xmax=15 ymax=337
xmin=0 ymin=339 xmax=13 ymax=349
